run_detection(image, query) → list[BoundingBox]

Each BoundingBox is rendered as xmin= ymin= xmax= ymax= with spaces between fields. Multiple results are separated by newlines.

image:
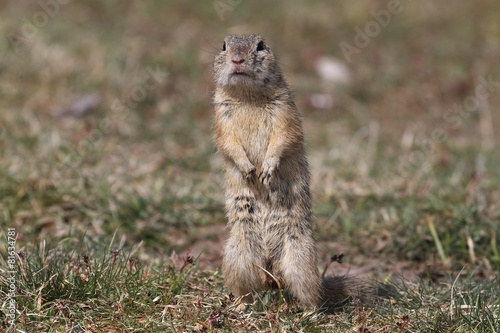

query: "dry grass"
xmin=1 ymin=1 xmax=499 ymax=332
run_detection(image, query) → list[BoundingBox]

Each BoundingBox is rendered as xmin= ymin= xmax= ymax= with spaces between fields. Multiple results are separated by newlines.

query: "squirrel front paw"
xmin=239 ymin=161 xmax=256 ymax=182
xmin=259 ymin=157 xmax=279 ymax=187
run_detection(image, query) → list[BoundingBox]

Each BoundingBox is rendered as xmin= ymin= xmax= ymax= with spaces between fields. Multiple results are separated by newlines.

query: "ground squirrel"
xmin=213 ymin=34 xmax=362 ymax=310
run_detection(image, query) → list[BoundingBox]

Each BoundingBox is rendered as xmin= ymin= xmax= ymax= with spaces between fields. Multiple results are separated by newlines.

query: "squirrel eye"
xmin=256 ymin=41 xmax=265 ymax=51
xmin=222 ymin=42 xmax=226 ymax=51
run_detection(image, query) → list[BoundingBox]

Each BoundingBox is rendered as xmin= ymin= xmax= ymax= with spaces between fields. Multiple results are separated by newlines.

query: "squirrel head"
xmin=213 ymin=34 xmax=284 ymax=94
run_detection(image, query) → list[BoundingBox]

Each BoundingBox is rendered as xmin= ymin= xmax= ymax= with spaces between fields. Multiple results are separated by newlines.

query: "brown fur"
xmin=213 ymin=34 xmax=354 ymax=310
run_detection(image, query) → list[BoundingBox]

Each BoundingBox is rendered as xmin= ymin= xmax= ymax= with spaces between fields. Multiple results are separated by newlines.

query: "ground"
xmin=0 ymin=1 xmax=499 ymax=332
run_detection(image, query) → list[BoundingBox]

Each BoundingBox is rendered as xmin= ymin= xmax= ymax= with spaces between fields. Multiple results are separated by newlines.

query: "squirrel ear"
xmin=256 ymin=41 xmax=265 ymax=51
xmin=222 ymin=41 xmax=226 ymax=51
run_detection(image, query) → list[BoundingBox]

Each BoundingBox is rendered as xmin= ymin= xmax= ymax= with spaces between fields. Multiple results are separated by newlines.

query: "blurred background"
xmin=1 ymin=1 xmax=499 ymax=279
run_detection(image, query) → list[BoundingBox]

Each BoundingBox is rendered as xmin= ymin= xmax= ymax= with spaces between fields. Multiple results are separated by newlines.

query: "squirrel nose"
xmin=232 ymin=57 xmax=245 ymax=65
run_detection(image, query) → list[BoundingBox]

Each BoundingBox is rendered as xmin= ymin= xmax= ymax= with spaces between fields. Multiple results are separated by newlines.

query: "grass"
xmin=1 ymin=240 xmax=498 ymax=332
xmin=1 ymin=1 xmax=499 ymax=332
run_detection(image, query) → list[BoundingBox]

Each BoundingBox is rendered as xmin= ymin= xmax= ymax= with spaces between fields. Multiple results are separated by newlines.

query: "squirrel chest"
xmin=221 ymin=102 xmax=274 ymax=167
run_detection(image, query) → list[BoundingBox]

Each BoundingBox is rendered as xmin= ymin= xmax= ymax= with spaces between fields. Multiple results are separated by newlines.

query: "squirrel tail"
xmin=320 ymin=275 xmax=396 ymax=310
